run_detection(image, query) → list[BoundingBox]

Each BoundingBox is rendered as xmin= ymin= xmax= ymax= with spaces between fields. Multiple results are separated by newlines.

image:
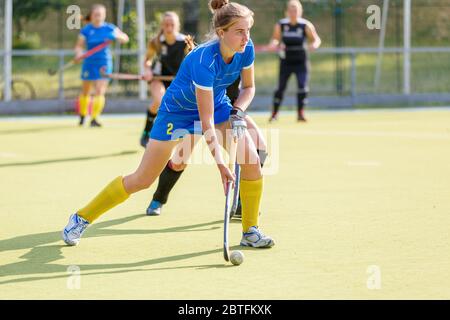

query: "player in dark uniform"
xmin=140 ymin=11 xmax=191 ymax=147
xmin=269 ymin=0 xmax=321 ymax=122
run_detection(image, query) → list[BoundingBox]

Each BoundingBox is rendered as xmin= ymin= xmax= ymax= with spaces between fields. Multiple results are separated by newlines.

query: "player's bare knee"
xmin=240 ymin=162 xmax=262 ymax=179
xmin=150 ymin=103 xmax=159 ymax=114
xmin=132 ymin=174 xmax=154 ymax=191
xmin=256 ymin=136 xmax=267 ymax=152
xmin=170 ymin=161 xmax=187 ymax=171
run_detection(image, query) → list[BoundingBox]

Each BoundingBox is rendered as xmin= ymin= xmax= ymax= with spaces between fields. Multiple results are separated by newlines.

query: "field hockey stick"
xmin=99 ymin=67 xmax=174 ymax=82
xmin=223 ymin=135 xmax=239 ymax=262
xmin=229 ymin=163 xmax=241 ymax=220
xmin=48 ymin=40 xmax=113 ymax=76
xmin=253 ymin=44 xmax=278 ymax=53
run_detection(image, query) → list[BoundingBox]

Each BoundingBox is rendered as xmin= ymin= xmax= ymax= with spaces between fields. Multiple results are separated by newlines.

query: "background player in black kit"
xmin=269 ymin=0 xmax=321 ymax=122
xmin=141 ymin=11 xmax=191 ymax=147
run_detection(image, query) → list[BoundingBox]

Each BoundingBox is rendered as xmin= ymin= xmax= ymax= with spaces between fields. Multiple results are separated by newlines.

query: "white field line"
xmin=0 ymin=152 xmax=19 ymax=158
xmin=294 ymin=129 xmax=450 ymax=140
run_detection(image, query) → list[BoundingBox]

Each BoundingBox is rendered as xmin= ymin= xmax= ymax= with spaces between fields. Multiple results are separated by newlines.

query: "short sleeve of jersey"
xmin=191 ymin=47 xmax=216 ymax=91
xmin=79 ymin=25 xmax=90 ymax=39
xmin=105 ymin=23 xmax=117 ymax=40
xmin=242 ymin=39 xmax=255 ymax=69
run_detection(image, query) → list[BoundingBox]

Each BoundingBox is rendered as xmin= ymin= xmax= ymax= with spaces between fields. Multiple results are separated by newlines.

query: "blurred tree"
xmin=13 ymin=0 xmax=71 ymax=35
xmin=183 ymin=0 xmax=199 ymax=39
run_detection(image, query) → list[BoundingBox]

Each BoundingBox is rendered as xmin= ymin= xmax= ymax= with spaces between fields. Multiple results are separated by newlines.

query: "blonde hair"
xmin=150 ymin=11 xmax=181 ymax=53
xmin=207 ymin=0 xmax=254 ymax=39
xmin=287 ymin=0 xmax=303 ymax=17
xmin=83 ymin=4 xmax=106 ymax=23
xmin=161 ymin=11 xmax=181 ymax=34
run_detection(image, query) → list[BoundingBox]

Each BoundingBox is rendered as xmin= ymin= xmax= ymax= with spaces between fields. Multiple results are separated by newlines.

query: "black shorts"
xmin=162 ymin=81 xmax=171 ymax=89
xmin=276 ymin=59 xmax=310 ymax=92
xmin=226 ymin=77 xmax=241 ymax=104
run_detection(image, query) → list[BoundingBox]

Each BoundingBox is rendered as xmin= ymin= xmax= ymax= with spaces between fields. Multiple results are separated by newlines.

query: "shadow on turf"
xmin=0 ymin=150 xmax=138 ymax=168
xmin=0 ymin=214 xmax=221 ymax=253
xmin=0 ymin=215 xmax=228 ymax=285
xmin=0 ymin=250 xmax=235 ymax=287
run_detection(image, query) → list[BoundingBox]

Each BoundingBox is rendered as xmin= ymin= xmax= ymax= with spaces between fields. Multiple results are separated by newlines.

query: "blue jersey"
xmin=79 ymin=23 xmax=116 ymax=64
xmin=160 ymin=38 xmax=255 ymax=115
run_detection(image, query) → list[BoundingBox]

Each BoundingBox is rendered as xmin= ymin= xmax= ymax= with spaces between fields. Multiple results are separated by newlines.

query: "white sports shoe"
xmin=62 ymin=213 xmax=89 ymax=246
xmin=240 ymin=226 xmax=275 ymax=248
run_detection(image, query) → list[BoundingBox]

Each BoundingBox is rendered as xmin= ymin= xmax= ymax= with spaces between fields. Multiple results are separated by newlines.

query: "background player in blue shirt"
xmin=62 ymin=0 xmax=274 ymax=249
xmin=74 ymin=4 xmax=129 ymax=127
xmin=269 ymin=0 xmax=321 ymax=122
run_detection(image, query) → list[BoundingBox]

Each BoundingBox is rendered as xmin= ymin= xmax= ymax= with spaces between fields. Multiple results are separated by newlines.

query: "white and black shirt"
xmin=278 ymin=18 xmax=308 ymax=63
xmin=152 ymin=33 xmax=187 ymax=76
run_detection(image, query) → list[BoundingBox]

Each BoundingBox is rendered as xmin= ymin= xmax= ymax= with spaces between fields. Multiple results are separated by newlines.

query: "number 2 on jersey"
xmin=167 ymin=123 xmax=173 ymax=135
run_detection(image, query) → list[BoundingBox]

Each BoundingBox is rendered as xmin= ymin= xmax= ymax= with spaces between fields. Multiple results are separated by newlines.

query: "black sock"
xmin=144 ymin=110 xmax=157 ymax=133
xmin=152 ymin=161 xmax=184 ymax=205
xmin=297 ymin=92 xmax=307 ymax=117
xmin=272 ymin=91 xmax=283 ymax=117
xmin=257 ymin=149 xmax=268 ymax=168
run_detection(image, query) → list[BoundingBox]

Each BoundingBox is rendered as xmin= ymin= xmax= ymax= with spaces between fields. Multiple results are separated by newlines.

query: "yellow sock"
xmin=78 ymin=176 xmax=129 ymax=223
xmin=78 ymin=95 xmax=90 ymax=117
xmin=240 ymin=178 xmax=263 ymax=233
xmin=91 ymin=95 xmax=105 ymax=120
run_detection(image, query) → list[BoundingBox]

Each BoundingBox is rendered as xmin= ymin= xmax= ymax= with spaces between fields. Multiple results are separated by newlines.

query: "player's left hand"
xmin=230 ymin=108 xmax=247 ymax=139
xmin=308 ymin=44 xmax=318 ymax=51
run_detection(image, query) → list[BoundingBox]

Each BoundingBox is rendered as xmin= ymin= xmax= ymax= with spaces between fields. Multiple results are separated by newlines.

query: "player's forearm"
xmin=232 ymin=86 xmax=255 ymax=112
xmin=202 ymin=120 xmax=226 ymax=166
xmin=74 ymin=46 xmax=83 ymax=56
xmin=74 ymin=45 xmax=84 ymax=60
xmin=145 ymin=51 xmax=156 ymax=67
xmin=197 ymin=89 xmax=226 ymax=166
xmin=270 ymin=38 xmax=280 ymax=47
xmin=311 ymin=37 xmax=321 ymax=50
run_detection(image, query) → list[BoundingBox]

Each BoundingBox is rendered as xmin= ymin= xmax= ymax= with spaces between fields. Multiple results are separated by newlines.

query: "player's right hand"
xmin=74 ymin=53 xmax=83 ymax=63
xmin=218 ymin=164 xmax=235 ymax=195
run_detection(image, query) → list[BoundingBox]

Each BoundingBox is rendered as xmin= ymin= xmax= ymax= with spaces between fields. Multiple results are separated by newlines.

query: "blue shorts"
xmin=150 ymin=104 xmax=231 ymax=141
xmin=81 ymin=61 xmax=112 ymax=81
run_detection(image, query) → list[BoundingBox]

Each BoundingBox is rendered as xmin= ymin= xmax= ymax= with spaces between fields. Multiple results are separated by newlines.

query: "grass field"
xmin=1 ymin=109 xmax=450 ymax=299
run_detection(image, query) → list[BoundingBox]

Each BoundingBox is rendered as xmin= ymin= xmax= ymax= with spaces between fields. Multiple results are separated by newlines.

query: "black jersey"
xmin=278 ymin=18 xmax=308 ymax=63
xmin=152 ymin=33 xmax=187 ymax=76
